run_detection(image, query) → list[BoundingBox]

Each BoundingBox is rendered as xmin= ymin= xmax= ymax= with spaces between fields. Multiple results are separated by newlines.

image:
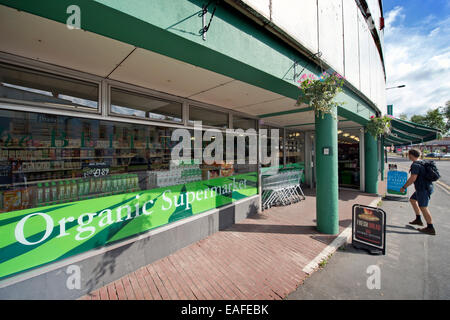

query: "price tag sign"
xmin=82 ymin=162 xmax=110 ymax=178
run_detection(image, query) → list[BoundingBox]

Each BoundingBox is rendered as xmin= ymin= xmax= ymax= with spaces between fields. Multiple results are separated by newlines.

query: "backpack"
xmin=419 ymin=160 xmax=440 ymax=182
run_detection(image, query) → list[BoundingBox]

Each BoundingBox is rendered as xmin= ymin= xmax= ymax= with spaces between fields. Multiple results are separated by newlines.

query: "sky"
xmin=383 ymin=0 xmax=450 ymax=118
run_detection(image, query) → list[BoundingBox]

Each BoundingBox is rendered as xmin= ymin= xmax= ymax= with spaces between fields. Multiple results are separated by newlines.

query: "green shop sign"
xmin=0 ymin=172 xmax=257 ymax=280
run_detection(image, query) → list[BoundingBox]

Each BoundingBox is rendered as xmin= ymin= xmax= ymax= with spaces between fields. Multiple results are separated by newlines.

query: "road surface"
xmin=288 ymin=158 xmax=450 ymax=300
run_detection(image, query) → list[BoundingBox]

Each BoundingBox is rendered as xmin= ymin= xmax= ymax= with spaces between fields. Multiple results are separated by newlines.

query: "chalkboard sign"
xmin=387 ymin=170 xmax=408 ymax=196
xmin=352 ymin=204 xmax=386 ymax=255
xmin=82 ymin=162 xmax=110 ymax=178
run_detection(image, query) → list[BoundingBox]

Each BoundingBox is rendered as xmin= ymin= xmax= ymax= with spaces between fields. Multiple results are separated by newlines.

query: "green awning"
xmin=383 ymin=118 xmax=440 ymax=146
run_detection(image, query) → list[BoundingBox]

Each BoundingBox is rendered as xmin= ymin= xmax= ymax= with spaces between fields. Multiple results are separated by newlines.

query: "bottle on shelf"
xmin=111 ymin=176 xmax=116 ymax=194
xmin=71 ymin=180 xmax=78 ymax=201
xmin=96 ymin=177 xmax=102 ymax=194
xmin=36 ymin=183 xmax=44 ymax=207
xmin=44 ymin=182 xmax=51 ymax=205
xmin=51 ymin=182 xmax=58 ymax=205
xmin=133 ymin=174 xmax=139 ymax=191
xmin=77 ymin=179 xmax=84 ymax=200
xmin=58 ymin=181 xmax=65 ymax=203
xmin=105 ymin=176 xmax=111 ymax=195
xmin=116 ymin=175 xmax=123 ymax=193
xmin=65 ymin=180 xmax=71 ymax=202
xmin=89 ymin=178 xmax=95 ymax=195
xmin=126 ymin=174 xmax=132 ymax=192
xmin=84 ymin=178 xmax=90 ymax=199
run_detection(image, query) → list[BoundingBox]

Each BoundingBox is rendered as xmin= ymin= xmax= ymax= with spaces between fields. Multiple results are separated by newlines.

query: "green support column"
xmin=364 ymin=131 xmax=379 ymax=194
xmin=315 ymin=110 xmax=339 ymax=235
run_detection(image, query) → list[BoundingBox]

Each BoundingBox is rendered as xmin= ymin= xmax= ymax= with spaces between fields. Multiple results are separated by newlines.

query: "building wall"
xmin=0 ymin=0 xmax=381 ymax=119
xmin=271 ymin=0 xmax=319 ymax=54
xmin=234 ymin=0 xmax=386 ymax=111
xmin=343 ymin=0 xmax=360 ymax=89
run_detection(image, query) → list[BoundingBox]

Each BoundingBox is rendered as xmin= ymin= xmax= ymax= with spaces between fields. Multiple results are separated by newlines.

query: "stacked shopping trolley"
xmin=261 ymin=169 xmax=305 ymax=210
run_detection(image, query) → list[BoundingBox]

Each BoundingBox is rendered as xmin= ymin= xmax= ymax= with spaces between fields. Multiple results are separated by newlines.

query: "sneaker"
xmin=409 ymin=219 xmax=423 ymax=226
xmin=418 ymin=226 xmax=436 ymax=235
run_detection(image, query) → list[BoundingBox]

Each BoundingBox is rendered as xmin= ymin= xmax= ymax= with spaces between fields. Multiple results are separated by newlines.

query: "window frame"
xmin=108 ymin=83 xmax=184 ymax=125
xmin=0 ymin=52 xmax=262 ymax=136
xmin=0 ymin=57 xmax=102 ymax=115
xmin=187 ymin=104 xmax=232 ymax=130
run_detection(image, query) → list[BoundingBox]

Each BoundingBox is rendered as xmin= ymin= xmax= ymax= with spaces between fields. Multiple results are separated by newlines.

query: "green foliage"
xmin=411 ymin=108 xmax=447 ymax=136
xmin=445 ymin=100 xmax=450 ymax=132
xmin=366 ymin=115 xmax=392 ymax=140
xmin=410 ymin=114 xmax=426 ymax=124
xmin=296 ymin=72 xmax=345 ymax=119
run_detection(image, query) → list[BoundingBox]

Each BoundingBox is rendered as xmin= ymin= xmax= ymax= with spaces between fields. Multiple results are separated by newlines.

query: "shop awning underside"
xmin=384 ymin=118 xmax=441 ymax=146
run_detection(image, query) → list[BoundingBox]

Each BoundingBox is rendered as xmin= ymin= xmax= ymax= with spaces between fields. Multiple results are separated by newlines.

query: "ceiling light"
xmin=343 ymin=133 xmax=350 ymax=137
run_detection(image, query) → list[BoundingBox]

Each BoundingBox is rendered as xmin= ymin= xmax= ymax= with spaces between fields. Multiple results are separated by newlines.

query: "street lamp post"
xmin=384 ymin=84 xmax=406 ymax=170
xmin=386 ymin=85 xmax=406 ymax=90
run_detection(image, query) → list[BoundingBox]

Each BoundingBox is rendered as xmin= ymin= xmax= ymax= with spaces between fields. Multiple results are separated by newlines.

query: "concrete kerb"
xmin=302 ymin=197 xmax=382 ymax=275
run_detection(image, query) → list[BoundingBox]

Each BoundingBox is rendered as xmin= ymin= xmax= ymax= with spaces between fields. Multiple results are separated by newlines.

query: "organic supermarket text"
xmin=14 ymin=178 xmax=248 ymax=246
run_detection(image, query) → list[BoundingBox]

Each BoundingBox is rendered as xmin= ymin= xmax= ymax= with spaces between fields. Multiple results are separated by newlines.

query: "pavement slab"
xmin=288 ymin=158 xmax=450 ymax=300
xmin=81 ymin=188 xmax=379 ymax=300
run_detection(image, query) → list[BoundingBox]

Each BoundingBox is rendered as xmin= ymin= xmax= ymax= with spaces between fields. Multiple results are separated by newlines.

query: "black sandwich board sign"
xmin=352 ymin=204 xmax=387 ymax=255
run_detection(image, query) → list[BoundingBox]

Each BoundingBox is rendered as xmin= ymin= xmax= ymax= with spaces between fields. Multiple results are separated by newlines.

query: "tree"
xmin=445 ymin=100 xmax=450 ymax=132
xmin=399 ymin=113 xmax=408 ymax=120
xmin=410 ymin=114 xmax=426 ymax=124
xmin=410 ymin=108 xmax=447 ymax=136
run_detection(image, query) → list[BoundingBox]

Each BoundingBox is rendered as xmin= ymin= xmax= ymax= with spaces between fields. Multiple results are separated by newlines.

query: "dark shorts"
xmin=410 ymin=186 xmax=434 ymax=207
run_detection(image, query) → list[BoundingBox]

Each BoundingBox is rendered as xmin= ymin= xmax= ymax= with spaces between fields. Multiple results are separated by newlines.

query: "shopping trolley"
xmin=261 ymin=169 xmax=305 ymax=210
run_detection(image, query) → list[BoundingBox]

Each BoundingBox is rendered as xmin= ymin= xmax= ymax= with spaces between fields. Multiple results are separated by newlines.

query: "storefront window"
xmin=285 ymin=130 xmax=305 ymax=182
xmin=259 ymin=125 xmax=283 ymax=168
xmin=338 ymin=128 xmax=361 ymax=189
xmin=189 ymin=105 xmax=229 ymax=128
xmin=285 ymin=131 xmax=305 ymax=167
xmin=0 ymin=109 xmax=256 ymax=213
xmin=111 ymin=87 xmax=183 ymax=122
xmin=0 ymin=108 xmax=258 ymax=279
xmin=0 ymin=63 xmax=98 ymax=110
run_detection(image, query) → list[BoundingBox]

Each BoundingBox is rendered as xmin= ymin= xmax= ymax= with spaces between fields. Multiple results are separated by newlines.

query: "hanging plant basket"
xmin=296 ymin=72 xmax=345 ymax=119
xmin=365 ymin=115 xmax=392 ymax=140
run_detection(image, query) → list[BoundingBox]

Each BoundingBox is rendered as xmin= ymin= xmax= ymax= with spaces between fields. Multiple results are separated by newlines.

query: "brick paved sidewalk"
xmin=80 ymin=189 xmax=379 ymax=300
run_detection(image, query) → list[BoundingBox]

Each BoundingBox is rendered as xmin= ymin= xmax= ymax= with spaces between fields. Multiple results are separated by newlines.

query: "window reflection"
xmin=0 ymin=109 xmax=255 ymax=213
xmin=0 ymin=63 xmax=98 ymax=109
xmin=188 ymin=106 xmax=228 ymax=128
xmin=110 ymin=88 xmax=182 ymax=122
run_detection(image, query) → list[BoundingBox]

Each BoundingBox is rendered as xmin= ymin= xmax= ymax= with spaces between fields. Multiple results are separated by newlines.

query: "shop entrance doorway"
xmin=338 ymin=128 xmax=362 ymax=190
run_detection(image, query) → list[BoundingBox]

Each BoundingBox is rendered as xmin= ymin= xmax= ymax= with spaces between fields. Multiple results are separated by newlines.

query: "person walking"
xmin=400 ymin=149 xmax=436 ymax=235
